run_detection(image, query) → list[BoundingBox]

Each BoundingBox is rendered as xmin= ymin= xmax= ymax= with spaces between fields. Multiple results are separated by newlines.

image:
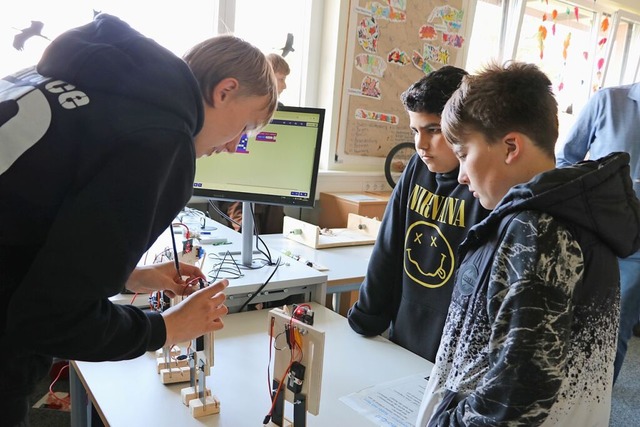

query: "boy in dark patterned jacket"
xmin=417 ymin=61 xmax=640 ymax=427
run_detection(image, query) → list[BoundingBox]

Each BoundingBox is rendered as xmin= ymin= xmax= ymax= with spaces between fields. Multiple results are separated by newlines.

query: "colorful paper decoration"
xmin=357 ymin=17 xmax=379 ymax=53
xmin=537 ymin=25 xmax=548 ymax=59
xmin=563 ymin=33 xmax=571 ymax=60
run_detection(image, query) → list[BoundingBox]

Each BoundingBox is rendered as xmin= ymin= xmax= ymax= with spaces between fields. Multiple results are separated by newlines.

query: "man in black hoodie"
xmin=0 ymin=14 xmax=278 ymax=426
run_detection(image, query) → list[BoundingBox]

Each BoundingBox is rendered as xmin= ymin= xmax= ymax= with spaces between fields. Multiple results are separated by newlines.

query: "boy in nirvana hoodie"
xmin=348 ymin=66 xmax=490 ymax=361
xmin=0 ymin=14 xmax=278 ymax=426
xmin=417 ymin=61 xmax=640 ymax=426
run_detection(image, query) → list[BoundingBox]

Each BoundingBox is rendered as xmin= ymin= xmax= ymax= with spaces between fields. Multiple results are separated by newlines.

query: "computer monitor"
xmin=193 ymin=106 xmax=325 ymax=266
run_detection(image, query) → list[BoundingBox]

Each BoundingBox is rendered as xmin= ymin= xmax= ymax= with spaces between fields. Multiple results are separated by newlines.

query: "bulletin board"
xmin=336 ymin=0 xmax=475 ymax=161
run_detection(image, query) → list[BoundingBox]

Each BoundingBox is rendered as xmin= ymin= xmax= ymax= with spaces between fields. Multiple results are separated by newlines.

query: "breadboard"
xmin=283 ymin=214 xmax=380 ymax=249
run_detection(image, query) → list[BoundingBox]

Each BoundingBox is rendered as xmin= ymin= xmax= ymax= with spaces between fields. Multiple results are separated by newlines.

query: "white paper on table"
xmin=340 ymin=372 xmax=430 ymax=427
xmin=335 ymin=193 xmax=379 ymax=202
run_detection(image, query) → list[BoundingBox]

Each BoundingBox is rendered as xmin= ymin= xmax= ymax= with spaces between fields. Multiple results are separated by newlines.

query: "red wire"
xmin=172 ymin=222 xmax=191 ymax=238
xmin=267 ymin=357 xmax=297 ymax=418
xmin=49 ymin=363 xmax=70 ymax=404
xmin=182 ymin=276 xmax=201 ymax=297
xmin=266 ymin=316 xmax=304 ymax=420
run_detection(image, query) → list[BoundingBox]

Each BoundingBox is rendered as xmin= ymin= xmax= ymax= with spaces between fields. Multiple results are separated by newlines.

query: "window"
xmin=466 ymin=0 xmax=505 ymax=73
xmin=1 ymin=1 xmax=216 ymax=78
xmin=231 ymin=0 xmax=316 ymax=107
xmin=513 ymin=0 xmax=598 ymax=114
xmin=603 ymin=11 xmax=640 ymax=87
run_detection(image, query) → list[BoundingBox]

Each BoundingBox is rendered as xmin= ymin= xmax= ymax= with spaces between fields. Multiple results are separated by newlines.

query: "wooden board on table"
xmin=283 ymin=214 xmax=380 ymax=249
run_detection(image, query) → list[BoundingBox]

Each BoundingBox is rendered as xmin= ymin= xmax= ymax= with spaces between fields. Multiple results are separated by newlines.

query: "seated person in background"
xmin=416 ymin=61 xmax=640 ymax=427
xmin=221 ymin=53 xmax=291 ymax=234
xmin=347 ymin=66 xmax=490 ymax=362
xmin=266 ymin=52 xmax=290 ymax=107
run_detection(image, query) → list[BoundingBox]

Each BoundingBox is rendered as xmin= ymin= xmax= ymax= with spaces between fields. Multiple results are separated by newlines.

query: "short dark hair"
xmin=401 ymin=66 xmax=468 ymax=115
xmin=442 ymin=61 xmax=558 ymax=157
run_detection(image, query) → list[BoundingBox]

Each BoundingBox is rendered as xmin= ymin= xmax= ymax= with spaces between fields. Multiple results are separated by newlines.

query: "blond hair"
xmin=183 ymin=35 xmax=278 ymax=120
xmin=266 ymin=53 xmax=290 ymax=75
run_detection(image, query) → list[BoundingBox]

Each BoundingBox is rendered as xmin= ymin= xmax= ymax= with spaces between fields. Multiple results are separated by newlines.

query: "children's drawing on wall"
xmin=349 ymin=54 xmax=385 ymax=98
xmin=340 ymin=0 xmax=466 ymax=159
xmin=388 ymin=0 xmax=407 ymax=10
xmin=355 ymin=53 xmax=387 ymax=76
xmin=412 ymin=50 xmax=434 ymax=74
xmin=442 ymin=32 xmax=464 ymax=48
xmin=355 ymin=108 xmax=398 ymax=125
xmin=413 ymin=5 xmax=464 ymax=73
xmin=424 ymin=43 xmax=450 ymax=65
xmin=347 ymin=75 xmax=384 ymax=99
xmin=419 ymin=25 xmax=438 ymax=41
xmin=357 ymin=16 xmax=379 ymax=53
xmin=355 ymin=2 xmax=407 ymax=22
xmin=361 ymin=75 xmax=382 ymax=99
xmin=387 ymin=48 xmax=410 ymax=66
xmin=428 ymin=5 xmax=464 ymax=33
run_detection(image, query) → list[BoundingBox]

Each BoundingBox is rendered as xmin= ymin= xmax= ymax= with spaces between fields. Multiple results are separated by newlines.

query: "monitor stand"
xmin=241 ymin=201 xmax=259 ymax=268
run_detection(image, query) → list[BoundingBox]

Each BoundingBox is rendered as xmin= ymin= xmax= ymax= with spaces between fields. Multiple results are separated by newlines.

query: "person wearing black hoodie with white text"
xmin=0 ymin=14 xmax=278 ymax=426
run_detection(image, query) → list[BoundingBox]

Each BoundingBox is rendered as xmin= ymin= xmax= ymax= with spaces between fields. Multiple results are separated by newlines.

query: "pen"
xmin=170 ymin=227 xmax=182 ymax=278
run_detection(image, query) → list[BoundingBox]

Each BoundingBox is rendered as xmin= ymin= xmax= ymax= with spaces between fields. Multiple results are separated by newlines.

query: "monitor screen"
xmin=192 ymin=106 xmax=325 ymax=208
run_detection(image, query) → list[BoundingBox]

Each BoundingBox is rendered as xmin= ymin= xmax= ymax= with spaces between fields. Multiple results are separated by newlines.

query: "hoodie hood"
xmin=469 ymin=152 xmax=640 ymax=258
xmin=36 ymin=14 xmax=203 ymax=136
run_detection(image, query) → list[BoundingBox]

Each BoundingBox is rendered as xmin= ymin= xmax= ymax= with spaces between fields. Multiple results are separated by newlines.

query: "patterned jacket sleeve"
xmin=438 ymin=213 xmax=584 ymax=426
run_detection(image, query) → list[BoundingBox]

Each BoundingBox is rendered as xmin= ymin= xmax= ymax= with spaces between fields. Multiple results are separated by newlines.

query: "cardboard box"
xmin=319 ymin=192 xmax=391 ymax=228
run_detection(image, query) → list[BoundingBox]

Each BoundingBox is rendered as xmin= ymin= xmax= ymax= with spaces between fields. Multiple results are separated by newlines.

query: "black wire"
xmin=237 ymin=256 xmax=282 ymax=312
xmin=207 ymin=251 xmax=244 ymax=281
xmin=250 ymin=203 xmax=275 ymax=265
xmin=210 ymin=199 xmax=276 ymax=267
xmin=208 ymin=199 xmax=241 ymax=229
xmin=169 ymin=225 xmax=182 ymax=278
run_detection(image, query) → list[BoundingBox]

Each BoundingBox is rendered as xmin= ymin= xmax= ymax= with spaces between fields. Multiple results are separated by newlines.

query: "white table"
xmin=71 ymin=303 xmax=432 ymax=426
xmin=114 ymin=221 xmax=329 ymax=312
xmin=258 ymin=234 xmax=373 ymax=314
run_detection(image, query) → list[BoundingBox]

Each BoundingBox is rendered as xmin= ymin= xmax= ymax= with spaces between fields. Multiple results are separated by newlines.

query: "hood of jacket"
xmin=36 ymin=13 xmax=203 ymax=137
xmin=467 ymin=152 xmax=640 ymax=258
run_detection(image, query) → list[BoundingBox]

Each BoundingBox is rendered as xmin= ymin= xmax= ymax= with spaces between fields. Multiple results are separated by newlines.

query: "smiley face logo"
xmin=404 ymin=221 xmax=454 ymax=288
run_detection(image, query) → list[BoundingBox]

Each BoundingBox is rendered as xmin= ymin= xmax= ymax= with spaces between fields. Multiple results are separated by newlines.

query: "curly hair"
xmin=400 ymin=66 xmax=468 ymax=115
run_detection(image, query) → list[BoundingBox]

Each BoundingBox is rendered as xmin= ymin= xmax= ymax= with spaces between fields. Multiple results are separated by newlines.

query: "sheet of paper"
xmin=335 ymin=193 xmax=379 ymax=202
xmin=340 ymin=372 xmax=430 ymax=426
